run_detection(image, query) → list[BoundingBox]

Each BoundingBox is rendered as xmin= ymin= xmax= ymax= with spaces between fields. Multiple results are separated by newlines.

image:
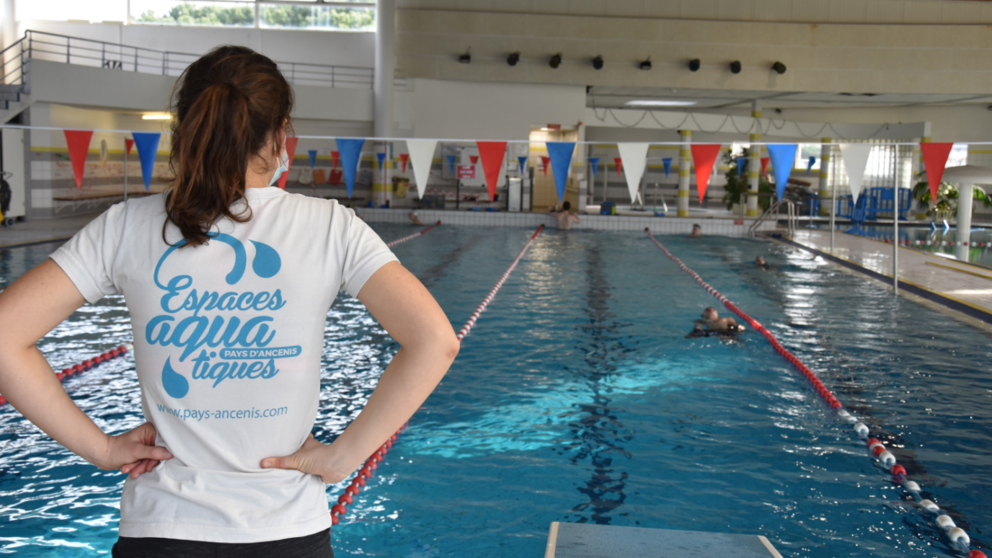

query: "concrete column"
xmin=374 ymin=0 xmax=395 ymax=139
xmin=2 ymin=0 xmax=15 ymax=50
xmin=677 ymin=129 xmax=691 ymax=217
xmin=818 ymin=138 xmax=831 ymax=216
xmin=746 ymin=101 xmax=761 ymax=217
xmin=956 ymin=182 xmax=973 ymax=261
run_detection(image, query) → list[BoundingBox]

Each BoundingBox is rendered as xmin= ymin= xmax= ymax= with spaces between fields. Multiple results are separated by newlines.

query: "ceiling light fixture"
xmin=592 ymin=55 xmax=604 ymax=70
xmin=772 ymin=61 xmax=786 ymax=74
xmin=507 ymin=52 xmax=520 ymax=66
xmin=639 ymin=57 xmax=652 ymax=71
xmin=624 ymin=100 xmax=697 ymax=107
xmin=459 ymin=49 xmax=471 ymax=64
xmin=550 ymin=53 xmax=562 ymax=69
xmin=729 ymin=61 xmax=741 ymax=74
xmin=141 ymin=112 xmax=172 ymax=120
xmin=688 ymin=59 xmax=701 ymax=72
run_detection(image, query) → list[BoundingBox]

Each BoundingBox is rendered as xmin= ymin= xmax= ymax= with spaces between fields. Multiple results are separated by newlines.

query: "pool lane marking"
xmin=645 ymin=228 xmax=986 ymax=558
xmin=0 ymin=343 xmax=134 ymax=407
xmin=924 ymin=260 xmax=992 ymax=281
xmin=385 ymin=221 xmax=441 ymax=247
xmin=332 ymin=224 xmax=546 ymax=526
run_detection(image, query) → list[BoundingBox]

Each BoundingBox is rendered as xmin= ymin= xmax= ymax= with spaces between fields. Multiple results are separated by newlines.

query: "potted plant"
xmin=911 ymin=174 xmax=990 ymax=221
xmin=722 ymin=151 xmax=774 ymax=212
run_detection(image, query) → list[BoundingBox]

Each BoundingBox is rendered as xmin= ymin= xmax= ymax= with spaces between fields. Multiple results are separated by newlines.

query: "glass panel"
xmin=131 ymin=1 xmax=256 ymax=27
xmin=259 ymin=4 xmax=375 ymax=31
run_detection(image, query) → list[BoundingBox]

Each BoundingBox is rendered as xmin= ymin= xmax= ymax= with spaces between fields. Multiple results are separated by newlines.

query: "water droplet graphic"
xmin=209 ymin=233 xmax=247 ymax=285
xmin=250 ymin=240 xmax=282 ymax=278
xmin=161 ymin=357 xmax=189 ymax=399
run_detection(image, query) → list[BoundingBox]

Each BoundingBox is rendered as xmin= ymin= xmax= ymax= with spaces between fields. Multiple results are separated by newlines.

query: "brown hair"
xmin=166 ymin=45 xmax=294 ymax=246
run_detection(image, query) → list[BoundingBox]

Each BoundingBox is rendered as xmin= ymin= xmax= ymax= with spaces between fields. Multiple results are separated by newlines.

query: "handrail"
xmin=748 ymin=198 xmax=797 ymax=237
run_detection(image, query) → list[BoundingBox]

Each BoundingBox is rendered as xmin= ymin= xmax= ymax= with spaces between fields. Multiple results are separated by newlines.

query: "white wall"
xmin=760 ymin=105 xmax=992 ymax=143
xmin=410 ymin=78 xmax=585 ymax=140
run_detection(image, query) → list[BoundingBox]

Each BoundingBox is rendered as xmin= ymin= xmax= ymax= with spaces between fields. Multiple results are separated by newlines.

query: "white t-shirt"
xmin=51 ymin=187 xmax=397 ymax=543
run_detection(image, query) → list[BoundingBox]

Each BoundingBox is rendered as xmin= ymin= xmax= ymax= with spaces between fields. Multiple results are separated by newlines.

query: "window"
xmin=128 ymin=0 xmax=374 ymax=30
xmin=795 ymin=144 xmax=821 ymax=171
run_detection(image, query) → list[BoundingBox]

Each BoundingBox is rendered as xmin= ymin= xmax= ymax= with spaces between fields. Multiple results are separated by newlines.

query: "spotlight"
xmin=592 ymin=55 xmax=603 ymax=70
xmin=458 ymin=50 xmax=471 ymax=64
xmin=550 ymin=53 xmax=562 ymax=69
xmin=639 ymin=57 xmax=652 ymax=71
xmin=729 ymin=60 xmax=741 ymax=74
xmin=507 ymin=52 xmax=520 ymax=66
xmin=688 ymin=58 xmax=701 ymax=72
xmin=772 ymin=61 xmax=787 ymax=74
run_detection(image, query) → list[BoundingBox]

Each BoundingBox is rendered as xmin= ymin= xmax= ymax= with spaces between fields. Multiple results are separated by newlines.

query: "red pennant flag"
xmin=124 ymin=138 xmax=134 ymax=155
xmin=276 ymin=137 xmax=299 ymax=189
xmin=920 ymin=142 xmax=954 ymax=203
xmin=331 ymin=150 xmax=339 ymax=170
xmin=540 ymin=156 xmax=550 ymax=176
xmin=469 ymin=155 xmax=479 ymax=165
xmin=476 ymin=141 xmax=507 ymax=202
xmin=760 ymin=156 xmax=770 ymax=175
xmin=691 ymin=144 xmax=723 ymax=202
xmin=614 ymin=157 xmax=623 ymax=177
xmin=399 ymin=153 xmax=409 ymax=173
xmin=64 ymin=130 xmax=93 ymax=189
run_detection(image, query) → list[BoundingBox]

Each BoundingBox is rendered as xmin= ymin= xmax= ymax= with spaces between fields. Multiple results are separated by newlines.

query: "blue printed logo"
xmin=149 ymin=234 xmax=291 ymax=399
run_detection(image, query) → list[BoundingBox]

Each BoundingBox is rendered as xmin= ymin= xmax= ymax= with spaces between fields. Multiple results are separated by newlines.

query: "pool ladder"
xmin=748 ymin=200 xmax=796 ymax=238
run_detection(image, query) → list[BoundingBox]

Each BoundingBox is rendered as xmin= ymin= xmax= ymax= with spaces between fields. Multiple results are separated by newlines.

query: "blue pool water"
xmin=0 ymin=225 xmax=990 ymax=557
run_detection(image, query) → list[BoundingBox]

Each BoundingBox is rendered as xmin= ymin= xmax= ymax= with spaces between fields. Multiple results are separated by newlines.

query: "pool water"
xmin=0 ymin=225 xmax=990 ymax=557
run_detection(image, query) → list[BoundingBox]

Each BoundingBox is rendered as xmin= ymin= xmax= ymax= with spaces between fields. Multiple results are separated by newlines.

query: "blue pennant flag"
xmin=766 ymin=144 xmax=798 ymax=201
xmin=662 ymin=157 xmax=673 ymax=177
xmin=546 ymin=142 xmax=575 ymax=203
xmin=308 ymin=149 xmax=317 ymax=170
xmin=446 ymin=154 xmax=456 ymax=173
xmin=736 ymin=157 xmax=746 ymax=178
xmin=806 ymin=156 xmax=816 ymax=175
xmin=336 ymin=138 xmax=365 ymax=198
xmin=376 ymin=152 xmax=386 ymax=170
xmin=588 ymin=157 xmax=599 ymax=178
xmin=518 ymin=156 xmax=528 ymax=174
xmin=131 ymin=132 xmax=160 ymax=192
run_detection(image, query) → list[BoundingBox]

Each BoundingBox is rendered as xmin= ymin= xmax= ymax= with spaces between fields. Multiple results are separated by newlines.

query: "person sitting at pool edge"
xmin=548 ymin=201 xmax=580 ymax=230
xmin=689 ymin=223 xmax=702 ymax=237
xmin=695 ymin=307 xmax=745 ymax=334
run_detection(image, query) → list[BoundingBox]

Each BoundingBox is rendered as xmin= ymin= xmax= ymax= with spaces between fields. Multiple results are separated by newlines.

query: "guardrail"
xmin=0 ymin=30 xmax=378 ymax=91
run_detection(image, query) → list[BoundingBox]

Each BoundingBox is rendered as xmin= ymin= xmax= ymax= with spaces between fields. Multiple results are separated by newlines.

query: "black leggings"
xmin=112 ymin=528 xmax=333 ymax=558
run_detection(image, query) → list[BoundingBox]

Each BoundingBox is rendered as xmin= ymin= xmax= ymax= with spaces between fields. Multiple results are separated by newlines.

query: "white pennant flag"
xmin=405 ymin=139 xmax=438 ymax=199
xmin=839 ymin=144 xmax=872 ymax=202
xmin=617 ymin=142 xmax=650 ymax=203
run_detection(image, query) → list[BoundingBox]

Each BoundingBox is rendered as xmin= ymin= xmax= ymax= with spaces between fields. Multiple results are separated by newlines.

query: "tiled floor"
xmin=788 ymin=229 xmax=992 ymax=319
xmin=0 ymin=213 xmax=100 ymax=248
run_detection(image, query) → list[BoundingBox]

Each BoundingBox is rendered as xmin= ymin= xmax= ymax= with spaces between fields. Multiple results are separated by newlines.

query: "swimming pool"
xmin=0 ymin=225 xmax=989 ymax=557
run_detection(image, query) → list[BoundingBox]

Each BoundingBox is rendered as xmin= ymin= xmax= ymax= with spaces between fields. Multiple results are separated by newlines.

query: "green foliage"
xmin=722 ymin=150 xmax=773 ymax=211
xmin=136 ymin=3 xmax=375 ymax=30
xmin=911 ymin=174 xmax=991 ymax=220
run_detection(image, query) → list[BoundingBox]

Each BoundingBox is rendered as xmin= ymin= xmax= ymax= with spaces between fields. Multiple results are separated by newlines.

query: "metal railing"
xmin=748 ymin=199 xmax=796 ymax=237
xmin=0 ymin=30 xmax=378 ymax=91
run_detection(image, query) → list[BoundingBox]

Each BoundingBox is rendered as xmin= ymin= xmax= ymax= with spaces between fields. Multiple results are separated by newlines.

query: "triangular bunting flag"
xmin=546 ymin=142 xmax=575 ymax=203
xmin=399 ymin=153 xmax=409 ymax=173
xmin=806 ymin=156 xmax=815 ymax=176
xmin=276 ymin=137 xmax=299 ymax=189
xmin=477 ymin=141 xmax=507 ymax=202
xmin=690 ymin=144 xmax=723 ymax=203
xmin=406 ymin=139 xmax=437 ymax=200
xmin=376 ymin=152 xmax=386 ymax=170
xmin=920 ymin=142 xmax=954 ymax=203
xmin=838 ymin=144 xmax=872 ymax=202
xmin=614 ymin=157 xmax=623 ymax=177
xmin=125 ymin=138 xmax=134 ymax=156
xmin=588 ymin=157 xmax=599 ymax=178
xmin=469 ymin=155 xmax=479 ymax=166
xmin=617 ymin=143 xmax=649 ymax=203
xmin=766 ymin=144 xmax=797 ymax=201
xmin=760 ymin=156 xmax=770 ymax=175
xmin=336 ymin=138 xmax=365 ymax=198
xmin=64 ymin=130 xmax=93 ymax=189
xmin=662 ymin=157 xmax=672 ymax=177
xmin=540 ymin=156 xmax=550 ymax=176
xmin=331 ymin=151 xmax=339 ymax=170
xmin=736 ymin=156 xmax=746 ymax=177
xmin=131 ymin=132 xmax=161 ymax=192
xmin=518 ymin=156 xmax=528 ymax=174
xmin=447 ymin=155 xmax=456 ymax=173
xmin=308 ymin=149 xmax=317 ymax=170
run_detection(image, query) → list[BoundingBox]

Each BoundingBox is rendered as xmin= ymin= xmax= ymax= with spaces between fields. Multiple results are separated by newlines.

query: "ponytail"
xmin=165 ymin=46 xmax=294 ymax=247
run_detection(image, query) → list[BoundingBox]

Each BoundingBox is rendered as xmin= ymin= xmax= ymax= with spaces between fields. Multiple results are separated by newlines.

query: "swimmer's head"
xmin=756 ymin=256 xmax=766 ymax=265
xmin=702 ymin=307 xmax=718 ymax=320
xmin=562 ymin=201 xmax=571 ymax=211
xmin=691 ymin=224 xmax=701 ymax=235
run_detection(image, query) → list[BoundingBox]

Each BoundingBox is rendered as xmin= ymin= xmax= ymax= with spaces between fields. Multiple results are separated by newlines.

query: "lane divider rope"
xmin=0 ymin=343 xmax=134 ymax=408
xmin=645 ymin=228 xmax=986 ymax=558
xmin=385 ymin=221 xmax=441 ymax=247
xmin=331 ymin=224 xmax=545 ymax=525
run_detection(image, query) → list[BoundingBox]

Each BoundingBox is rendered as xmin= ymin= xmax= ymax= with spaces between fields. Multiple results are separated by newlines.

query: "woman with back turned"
xmin=0 ymin=46 xmax=458 ymax=557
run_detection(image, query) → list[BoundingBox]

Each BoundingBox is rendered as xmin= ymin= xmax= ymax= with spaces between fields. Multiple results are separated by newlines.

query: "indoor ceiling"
xmin=587 ymin=86 xmax=992 ymax=111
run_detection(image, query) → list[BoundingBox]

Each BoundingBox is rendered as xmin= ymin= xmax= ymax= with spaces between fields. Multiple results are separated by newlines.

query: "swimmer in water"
xmin=686 ymin=307 xmax=746 ymax=338
xmin=409 ymin=211 xmax=423 ymax=225
xmin=755 ymin=255 xmax=772 ymax=270
xmin=688 ymin=223 xmax=702 ymax=237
